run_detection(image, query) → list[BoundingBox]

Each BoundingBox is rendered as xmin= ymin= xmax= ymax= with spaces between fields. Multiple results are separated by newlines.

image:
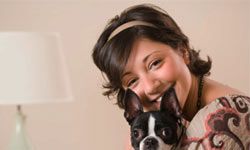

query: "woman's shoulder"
xmin=181 ymin=94 xmax=250 ymax=149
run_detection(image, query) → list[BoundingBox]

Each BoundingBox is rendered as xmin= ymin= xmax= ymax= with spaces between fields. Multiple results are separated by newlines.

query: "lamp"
xmin=0 ymin=32 xmax=73 ymax=150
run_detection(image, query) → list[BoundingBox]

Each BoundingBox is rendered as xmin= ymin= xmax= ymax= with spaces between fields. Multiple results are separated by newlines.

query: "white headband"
xmin=107 ymin=20 xmax=156 ymax=41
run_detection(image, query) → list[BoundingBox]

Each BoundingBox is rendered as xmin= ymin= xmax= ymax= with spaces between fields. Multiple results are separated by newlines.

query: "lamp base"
xmin=8 ymin=105 xmax=34 ymax=150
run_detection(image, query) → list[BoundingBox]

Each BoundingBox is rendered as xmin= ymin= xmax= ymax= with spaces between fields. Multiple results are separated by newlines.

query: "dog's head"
xmin=123 ymin=87 xmax=183 ymax=150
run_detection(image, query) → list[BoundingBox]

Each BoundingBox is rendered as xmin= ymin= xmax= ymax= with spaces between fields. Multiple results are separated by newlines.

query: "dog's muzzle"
xmin=143 ymin=137 xmax=159 ymax=150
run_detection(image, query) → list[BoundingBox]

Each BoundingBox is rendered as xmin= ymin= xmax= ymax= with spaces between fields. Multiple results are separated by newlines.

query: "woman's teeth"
xmin=156 ymin=96 xmax=162 ymax=102
xmin=152 ymin=96 xmax=162 ymax=103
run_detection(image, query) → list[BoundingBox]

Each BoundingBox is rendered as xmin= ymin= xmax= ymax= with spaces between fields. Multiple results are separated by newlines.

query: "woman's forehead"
xmin=128 ymin=38 xmax=174 ymax=61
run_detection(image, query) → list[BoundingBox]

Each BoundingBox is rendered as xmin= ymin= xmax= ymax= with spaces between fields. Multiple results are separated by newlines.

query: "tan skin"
xmin=122 ymin=37 xmax=244 ymax=122
xmin=183 ymin=74 xmax=244 ymax=121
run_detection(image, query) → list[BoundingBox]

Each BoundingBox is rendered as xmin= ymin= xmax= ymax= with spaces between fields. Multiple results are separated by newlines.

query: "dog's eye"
xmin=161 ymin=127 xmax=172 ymax=138
xmin=133 ymin=128 xmax=143 ymax=139
xmin=133 ymin=129 xmax=139 ymax=138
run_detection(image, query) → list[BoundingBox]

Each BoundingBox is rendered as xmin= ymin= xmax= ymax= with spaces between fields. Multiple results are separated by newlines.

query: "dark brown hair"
xmin=92 ymin=4 xmax=211 ymax=109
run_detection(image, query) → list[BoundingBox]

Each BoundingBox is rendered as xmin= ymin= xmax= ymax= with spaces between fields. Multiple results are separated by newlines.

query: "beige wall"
xmin=0 ymin=0 xmax=249 ymax=150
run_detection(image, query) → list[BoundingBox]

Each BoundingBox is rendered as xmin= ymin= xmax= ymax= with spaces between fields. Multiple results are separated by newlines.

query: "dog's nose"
xmin=144 ymin=137 xmax=158 ymax=149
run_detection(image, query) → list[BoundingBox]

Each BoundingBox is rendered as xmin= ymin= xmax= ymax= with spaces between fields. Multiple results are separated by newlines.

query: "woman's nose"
xmin=142 ymin=76 xmax=161 ymax=98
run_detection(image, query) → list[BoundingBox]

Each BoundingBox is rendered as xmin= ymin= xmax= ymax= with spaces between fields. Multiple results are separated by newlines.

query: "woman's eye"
xmin=127 ymin=78 xmax=137 ymax=87
xmin=149 ymin=59 xmax=162 ymax=70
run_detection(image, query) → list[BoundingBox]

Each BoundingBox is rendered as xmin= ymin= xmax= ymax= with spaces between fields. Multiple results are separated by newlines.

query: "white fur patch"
xmin=148 ymin=115 xmax=156 ymax=136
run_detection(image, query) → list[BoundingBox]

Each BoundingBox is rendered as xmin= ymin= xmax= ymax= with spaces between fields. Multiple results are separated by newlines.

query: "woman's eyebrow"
xmin=143 ymin=50 xmax=161 ymax=63
xmin=122 ymin=71 xmax=132 ymax=79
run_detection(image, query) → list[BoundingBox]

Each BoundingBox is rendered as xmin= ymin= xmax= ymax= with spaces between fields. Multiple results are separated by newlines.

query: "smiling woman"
xmin=92 ymin=3 xmax=214 ymax=119
xmin=92 ymin=4 xmax=211 ymax=112
xmin=92 ymin=3 xmax=250 ymax=150
xmin=121 ymin=39 xmax=191 ymax=111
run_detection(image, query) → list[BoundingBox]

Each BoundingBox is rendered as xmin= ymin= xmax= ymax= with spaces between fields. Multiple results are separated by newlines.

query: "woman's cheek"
xmin=157 ymin=64 xmax=178 ymax=81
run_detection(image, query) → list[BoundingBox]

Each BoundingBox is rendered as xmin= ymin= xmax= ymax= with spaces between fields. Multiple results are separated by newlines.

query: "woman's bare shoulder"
xmin=202 ymin=77 xmax=246 ymax=107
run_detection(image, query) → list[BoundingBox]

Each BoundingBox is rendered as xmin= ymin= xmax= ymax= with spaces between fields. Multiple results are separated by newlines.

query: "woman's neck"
xmin=182 ymin=74 xmax=200 ymax=121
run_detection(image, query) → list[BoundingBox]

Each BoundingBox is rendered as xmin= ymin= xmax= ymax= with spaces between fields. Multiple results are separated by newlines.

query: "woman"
xmin=92 ymin=4 xmax=250 ymax=149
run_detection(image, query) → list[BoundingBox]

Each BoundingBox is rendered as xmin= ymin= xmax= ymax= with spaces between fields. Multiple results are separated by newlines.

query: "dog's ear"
xmin=123 ymin=89 xmax=143 ymax=125
xmin=160 ymin=87 xmax=182 ymax=119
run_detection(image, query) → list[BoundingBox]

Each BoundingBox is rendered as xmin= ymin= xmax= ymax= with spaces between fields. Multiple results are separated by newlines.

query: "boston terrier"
xmin=123 ymin=87 xmax=184 ymax=150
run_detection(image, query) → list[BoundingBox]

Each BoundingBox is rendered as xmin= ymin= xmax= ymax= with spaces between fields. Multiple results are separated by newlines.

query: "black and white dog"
xmin=123 ymin=87 xmax=184 ymax=150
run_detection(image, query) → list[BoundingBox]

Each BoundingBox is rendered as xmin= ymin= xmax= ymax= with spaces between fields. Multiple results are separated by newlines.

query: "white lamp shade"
xmin=0 ymin=32 xmax=73 ymax=105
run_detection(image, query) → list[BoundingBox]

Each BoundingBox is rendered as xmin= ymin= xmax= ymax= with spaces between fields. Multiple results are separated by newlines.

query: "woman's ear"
xmin=178 ymin=46 xmax=190 ymax=65
xmin=183 ymin=49 xmax=190 ymax=65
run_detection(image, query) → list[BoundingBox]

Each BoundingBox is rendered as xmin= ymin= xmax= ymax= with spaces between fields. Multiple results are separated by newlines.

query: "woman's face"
xmin=122 ymin=38 xmax=192 ymax=111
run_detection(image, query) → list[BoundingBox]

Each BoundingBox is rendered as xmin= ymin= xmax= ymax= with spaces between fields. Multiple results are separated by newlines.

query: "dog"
xmin=123 ymin=87 xmax=184 ymax=150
